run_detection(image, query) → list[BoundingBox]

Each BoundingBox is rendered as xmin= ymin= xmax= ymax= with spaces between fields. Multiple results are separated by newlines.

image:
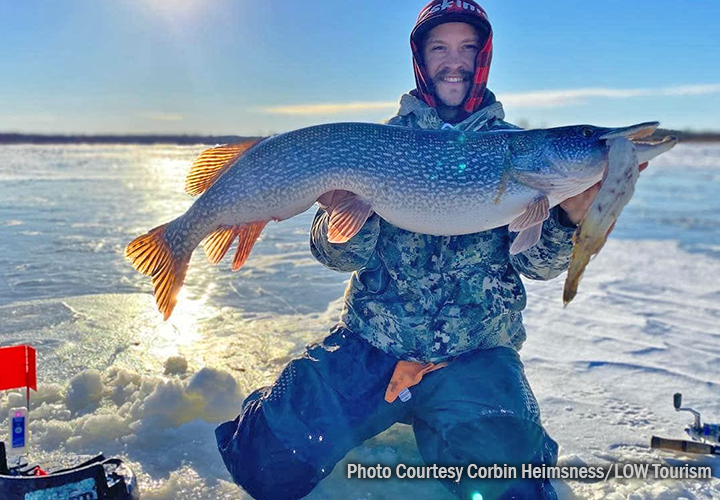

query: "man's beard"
xmin=430 ymin=67 xmax=474 ymax=107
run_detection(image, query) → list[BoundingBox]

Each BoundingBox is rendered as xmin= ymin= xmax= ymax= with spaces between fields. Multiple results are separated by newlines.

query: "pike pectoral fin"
xmin=493 ymin=169 xmax=511 ymax=204
xmin=507 ymin=194 xmax=550 ymax=254
xmin=509 ymin=195 xmax=549 ymax=232
xmin=201 ymin=221 xmax=268 ymax=270
xmin=512 ymin=171 xmax=585 ymax=202
xmin=185 ymin=139 xmax=262 ymax=196
xmin=327 ymin=195 xmax=374 ymax=244
xmin=509 ymin=223 xmax=543 ymax=255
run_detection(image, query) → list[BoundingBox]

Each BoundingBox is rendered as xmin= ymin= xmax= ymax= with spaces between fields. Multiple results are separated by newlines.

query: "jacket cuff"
xmin=556 ymin=206 xmax=578 ymax=230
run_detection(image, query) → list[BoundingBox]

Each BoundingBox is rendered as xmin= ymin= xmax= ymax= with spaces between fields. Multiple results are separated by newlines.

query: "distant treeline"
xmin=0 ymin=133 xmax=261 ymax=145
xmin=1 ymin=129 xmax=719 ymax=145
xmin=645 ymin=129 xmax=720 ymax=143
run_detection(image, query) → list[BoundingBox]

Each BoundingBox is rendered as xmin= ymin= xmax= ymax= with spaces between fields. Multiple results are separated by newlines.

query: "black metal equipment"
xmin=0 ymin=441 xmax=140 ymax=500
xmin=651 ymin=392 xmax=720 ymax=457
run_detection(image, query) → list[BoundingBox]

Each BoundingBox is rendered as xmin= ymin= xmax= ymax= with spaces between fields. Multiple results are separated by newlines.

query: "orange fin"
xmin=327 ymin=195 xmax=373 ymax=244
xmin=125 ymin=223 xmax=189 ymax=320
xmin=232 ymin=221 xmax=268 ymax=271
xmin=202 ymin=226 xmax=239 ymax=264
xmin=185 ymin=139 xmax=261 ymax=196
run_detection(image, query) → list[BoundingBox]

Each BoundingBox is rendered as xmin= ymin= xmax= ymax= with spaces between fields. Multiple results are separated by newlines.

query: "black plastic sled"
xmin=0 ymin=442 xmax=140 ymax=500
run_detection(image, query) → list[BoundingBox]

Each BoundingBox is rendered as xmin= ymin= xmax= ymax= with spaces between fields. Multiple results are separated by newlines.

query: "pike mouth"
xmin=633 ymin=135 xmax=678 ymax=147
xmin=633 ymin=134 xmax=679 ymax=163
xmin=598 ymin=122 xmax=679 ymax=163
xmin=599 ymin=121 xmax=659 ymax=140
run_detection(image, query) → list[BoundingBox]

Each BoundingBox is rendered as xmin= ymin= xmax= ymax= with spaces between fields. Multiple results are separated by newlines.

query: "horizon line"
xmin=2 ymin=128 xmax=720 ymax=145
xmin=261 ymin=83 xmax=720 ymax=115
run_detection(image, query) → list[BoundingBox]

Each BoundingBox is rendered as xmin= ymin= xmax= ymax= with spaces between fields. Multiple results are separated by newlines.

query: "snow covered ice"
xmin=0 ymin=143 xmax=719 ymax=499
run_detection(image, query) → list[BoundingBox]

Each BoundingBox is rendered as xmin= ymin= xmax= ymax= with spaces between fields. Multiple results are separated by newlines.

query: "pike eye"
xmin=580 ymin=127 xmax=594 ymax=138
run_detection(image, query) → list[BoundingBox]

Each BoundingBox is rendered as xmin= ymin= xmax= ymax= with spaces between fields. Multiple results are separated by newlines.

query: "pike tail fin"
xmin=125 ymin=221 xmax=190 ymax=320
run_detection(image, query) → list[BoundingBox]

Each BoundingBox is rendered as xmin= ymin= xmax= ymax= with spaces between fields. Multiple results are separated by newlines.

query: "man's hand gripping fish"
xmin=125 ymin=121 xmax=677 ymax=319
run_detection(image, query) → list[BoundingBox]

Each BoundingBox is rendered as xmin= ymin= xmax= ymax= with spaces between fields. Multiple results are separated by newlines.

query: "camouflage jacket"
xmin=310 ymin=90 xmax=577 ymax=363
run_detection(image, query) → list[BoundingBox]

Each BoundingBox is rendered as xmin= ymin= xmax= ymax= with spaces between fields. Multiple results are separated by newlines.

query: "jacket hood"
xmin=410 ymin=0 xmax=493 ymax=121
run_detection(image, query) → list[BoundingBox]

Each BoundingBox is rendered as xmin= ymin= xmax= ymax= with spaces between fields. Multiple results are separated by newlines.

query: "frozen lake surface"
xmin=1 ymin=142 xmax=719 ymax=499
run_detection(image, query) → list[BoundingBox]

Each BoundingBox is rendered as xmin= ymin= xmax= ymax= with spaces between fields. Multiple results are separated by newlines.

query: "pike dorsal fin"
xmin=185 ymin=139 xmax=261 ymax=196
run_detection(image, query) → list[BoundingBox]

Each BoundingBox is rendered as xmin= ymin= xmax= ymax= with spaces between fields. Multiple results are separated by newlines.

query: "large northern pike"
xmin=126 ymin=121 xmax=677 ymax=319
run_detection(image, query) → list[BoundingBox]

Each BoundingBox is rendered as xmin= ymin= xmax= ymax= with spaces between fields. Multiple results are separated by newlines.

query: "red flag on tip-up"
xmin=0 ymin=345 xmax=37 ymax=392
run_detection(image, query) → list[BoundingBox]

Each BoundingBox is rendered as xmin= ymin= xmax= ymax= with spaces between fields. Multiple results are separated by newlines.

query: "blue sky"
xmin=1 ymin=0 xmax=719 ymax=135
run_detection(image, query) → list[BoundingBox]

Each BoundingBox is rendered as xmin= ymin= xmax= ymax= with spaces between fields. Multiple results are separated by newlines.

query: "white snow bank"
xmin=164 ymin=355 xmax=189 ymax=375
xmin=0 ymin=362 xmax=246 ymax=493
xmin=66 ymin=369 xmax=105 ymax=412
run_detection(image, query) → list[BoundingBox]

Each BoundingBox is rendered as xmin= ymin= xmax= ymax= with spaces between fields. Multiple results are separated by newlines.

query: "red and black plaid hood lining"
xmin=410 ymin=0 xmax=493 ymax=120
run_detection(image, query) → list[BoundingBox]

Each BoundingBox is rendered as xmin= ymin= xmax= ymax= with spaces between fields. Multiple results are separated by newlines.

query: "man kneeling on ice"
xmin=215 ymin=2 xmax=648 ymax=499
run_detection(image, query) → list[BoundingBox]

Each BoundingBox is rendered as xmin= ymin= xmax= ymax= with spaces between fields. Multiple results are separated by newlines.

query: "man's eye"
xmin=431 ymin=45 xmax=445 ymax=51
xmin=464 ymin=45 xmax=478 ymax=51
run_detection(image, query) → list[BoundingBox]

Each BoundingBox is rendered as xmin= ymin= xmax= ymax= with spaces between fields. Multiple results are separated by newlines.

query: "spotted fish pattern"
xmin=311 ymin=91 xmax=577 ymax=363
xmin=130 ymin=90 xmax=674 ymax=322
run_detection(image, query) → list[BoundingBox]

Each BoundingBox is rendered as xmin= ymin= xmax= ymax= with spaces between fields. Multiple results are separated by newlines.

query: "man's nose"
xmin=443 ymin=50 xmax=466 ymax=69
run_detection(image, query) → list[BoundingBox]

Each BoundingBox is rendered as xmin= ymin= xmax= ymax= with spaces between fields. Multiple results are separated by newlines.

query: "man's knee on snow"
xmin=215 ymin=396 xmax=321 ymax=500
xmin=415 ymin=415 xmax=558 ymax=500
xmin=446 ymin=415 xmax=557 ymax=466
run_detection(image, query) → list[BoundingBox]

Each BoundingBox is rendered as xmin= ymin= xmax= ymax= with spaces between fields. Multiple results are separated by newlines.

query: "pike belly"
xmin=370 ymin=187 xmax=536 ymax=235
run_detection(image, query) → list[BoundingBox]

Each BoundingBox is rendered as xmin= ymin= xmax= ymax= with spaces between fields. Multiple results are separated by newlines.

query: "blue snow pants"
xmin=215 ymin=325 xmax=559 ymax=500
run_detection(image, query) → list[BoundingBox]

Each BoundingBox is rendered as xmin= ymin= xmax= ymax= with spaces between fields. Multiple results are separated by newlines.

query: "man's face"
xmin=422 ymin=22 xmax=480 ymax=108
